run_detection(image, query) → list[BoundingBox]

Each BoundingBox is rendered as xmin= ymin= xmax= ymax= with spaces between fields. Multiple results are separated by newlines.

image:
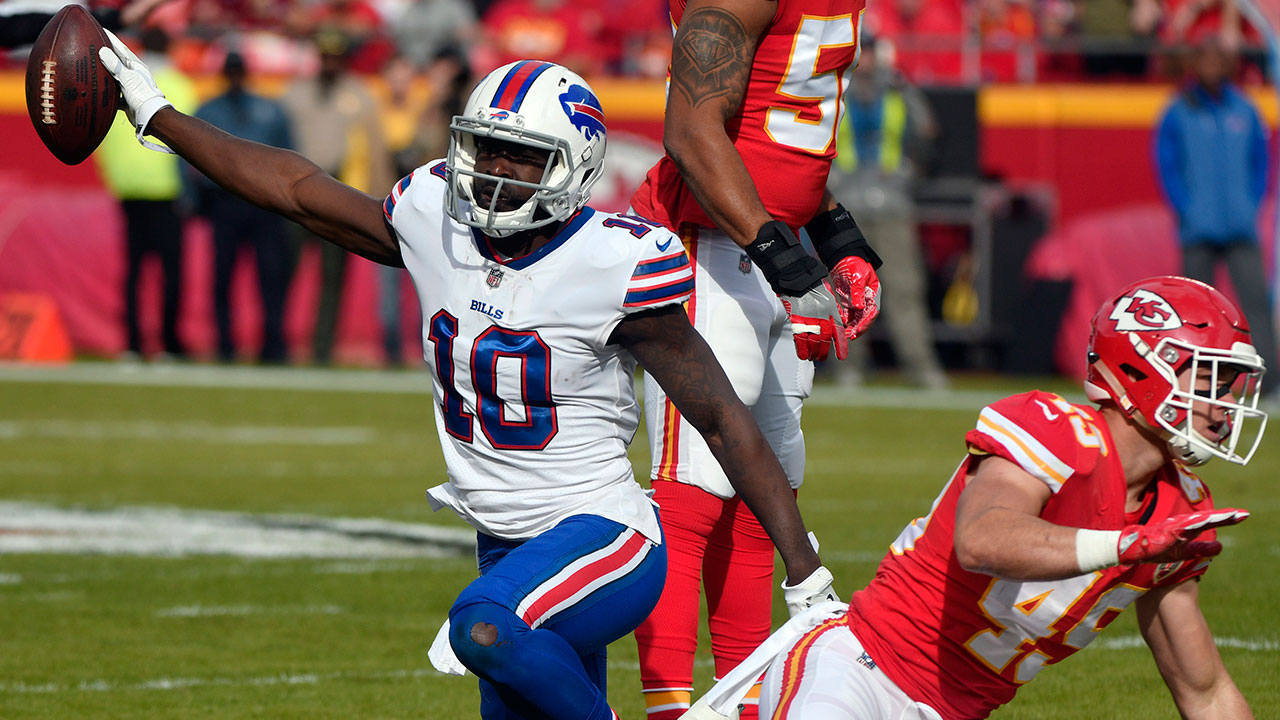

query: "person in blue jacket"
xmin=1154 ymin=36 xmax=1276 ymax=387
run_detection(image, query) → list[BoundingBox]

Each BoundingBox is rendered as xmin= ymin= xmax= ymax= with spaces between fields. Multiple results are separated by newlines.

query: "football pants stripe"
xmin=771 ymin=615 xmax=847 ymax=720
xmin=516 ymin=529 xmax=652 ymax=629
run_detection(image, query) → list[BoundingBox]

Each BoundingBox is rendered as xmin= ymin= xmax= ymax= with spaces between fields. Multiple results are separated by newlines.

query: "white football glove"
xmin=97 ymin=29 xmax=173 ymax=153
xmin=781 ymin=565 xmax=839 ymax=617
xmin=680 ymin=694 xmax=740 ymax=720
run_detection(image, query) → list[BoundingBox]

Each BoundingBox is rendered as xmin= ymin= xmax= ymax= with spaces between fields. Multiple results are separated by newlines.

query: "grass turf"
xmin=0 ymin=368 xmax=1275 ymax=718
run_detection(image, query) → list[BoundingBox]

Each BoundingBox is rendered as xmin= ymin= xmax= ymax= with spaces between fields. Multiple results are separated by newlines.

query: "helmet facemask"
xmin=1142 ymin=336 xmax=1268 ymax=465
xmin=1086 ymin=276 xmax=1269 ymax=467
xmin=446 ymin=116 xmax=580 ymax=237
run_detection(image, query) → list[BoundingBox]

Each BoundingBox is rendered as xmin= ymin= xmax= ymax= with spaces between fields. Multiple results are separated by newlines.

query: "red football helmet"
xmin=1086 ymin=276 xmax=1267 ymax=465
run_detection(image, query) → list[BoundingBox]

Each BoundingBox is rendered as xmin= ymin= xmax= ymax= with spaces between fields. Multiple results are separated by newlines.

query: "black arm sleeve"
xmin=805 ymin=204 xmax=883 ymax=271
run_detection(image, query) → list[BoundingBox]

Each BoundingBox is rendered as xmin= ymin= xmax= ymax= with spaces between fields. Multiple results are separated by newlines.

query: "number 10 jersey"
xmin=385 ymin=162 xmax=694 ymax=543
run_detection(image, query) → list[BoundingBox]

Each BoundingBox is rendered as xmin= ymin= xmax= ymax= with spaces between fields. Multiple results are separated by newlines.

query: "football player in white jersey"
xmin=99 ymin=41 xmax=839 ymax=720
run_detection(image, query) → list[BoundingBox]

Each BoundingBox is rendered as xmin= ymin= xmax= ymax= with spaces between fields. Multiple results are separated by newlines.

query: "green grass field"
xmin=1 ymin=364 xmax=1276 ymax=719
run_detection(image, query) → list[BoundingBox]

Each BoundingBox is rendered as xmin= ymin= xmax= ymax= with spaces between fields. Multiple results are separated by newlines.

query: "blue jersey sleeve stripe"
xmin=383 ymin=171 xmax=416 ymax=222
xmin=632 ymin=254 xmax=690 ymax=278
xmin=624 ymin=278 xmax=695 ymax=306
xmin=430 ymin=161 xmax=447 ymax=180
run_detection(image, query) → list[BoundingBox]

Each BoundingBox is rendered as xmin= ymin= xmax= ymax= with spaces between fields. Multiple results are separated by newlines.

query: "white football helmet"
xmin=446 ymin=60 xmax=607 ymax=237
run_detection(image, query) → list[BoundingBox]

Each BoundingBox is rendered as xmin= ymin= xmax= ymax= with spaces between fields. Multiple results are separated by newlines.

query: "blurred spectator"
xmin=1153 ymin=36 xmax=1277 ymax=387
xmin=1161 ymin=0 xmax=1255 ymax=52
xmin=288 ymin=0 xmax=393 ymax=73
xmin=588 ymin=0 xmax=671 ymax=77
xmin=479 ymin=0 xmax=606 ymax=76
xmin=865 ymin=0 xmax=966 ymax=84
xmin=978 ymin=0 xmax=1037 ymax=81
xmin=0 ymin=0 xmax=174 ymax=47
xmin=388 ymin=0 xmax=477 ymax=70
xmin=374 ymin=53 xmax=434 ymax=366
xmin=194 ymin=50 xmax=295 ymax=364
xmin=828 ymin=36 xmax=948 ymax=390
xmin=1068 ymin=0 xmax=1162 ymax=77
xmin=280 ymin=30 xmax=392 ymax=365
xmin=94 ymin=27 xmax=198 ymax=361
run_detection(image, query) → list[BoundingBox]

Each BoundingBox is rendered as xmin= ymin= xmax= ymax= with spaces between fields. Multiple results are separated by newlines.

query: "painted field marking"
xmin=1098 ymin=634 xmax=1278 ymax=652
xmin=0 ymin=667 xmax=441 ymax=694
xmin=155 ymin=604 xmax=345 ymax=618
xmin=0 ymin=419 xmax=376 ymax=446
xmin=0 ymin=502 xmax=476 ymax=559
xmin=0 ymin=363 xmax=1024 ymax=411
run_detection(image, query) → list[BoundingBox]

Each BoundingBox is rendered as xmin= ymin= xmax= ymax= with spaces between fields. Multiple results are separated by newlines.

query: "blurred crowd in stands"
xmin=2 ymin=0 xmax=1271 ymax=84
xmin=1 ymin=0 xmax=1273 ymax=369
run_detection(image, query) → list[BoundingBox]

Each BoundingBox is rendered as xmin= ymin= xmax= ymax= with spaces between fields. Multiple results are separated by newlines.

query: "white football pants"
xmin=643 ymin=227 xmax=814 ymax=497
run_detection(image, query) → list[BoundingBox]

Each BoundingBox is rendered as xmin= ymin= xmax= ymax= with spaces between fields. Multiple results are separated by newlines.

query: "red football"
xmin=25 ymin=5 xmax=119 ymax=166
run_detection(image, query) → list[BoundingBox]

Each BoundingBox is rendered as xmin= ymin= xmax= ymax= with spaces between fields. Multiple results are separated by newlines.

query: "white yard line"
xmin=0 ymin=502 xmax=475 ymax=559
xmin=155 ymin=604 xmax=344 ymax=618
xmin=9 ymin=633 xmax=1275 ymax=696
xmin=0 ymin=363 xmax=1019 ymax=411
xmin=0 ymin=419 xmax=377 ymax=445
xmin=1098 ymin=634 xmax=1279 ymax=652
xmin=0 ymin=667 xmax=442 ymax=694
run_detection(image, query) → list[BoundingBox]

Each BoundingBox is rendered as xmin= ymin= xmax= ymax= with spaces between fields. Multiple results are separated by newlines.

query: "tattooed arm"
xmin=610 ymin=305 xmax=821 ymax=582
xmin=665 ymin=0 xmax=777 ymax=247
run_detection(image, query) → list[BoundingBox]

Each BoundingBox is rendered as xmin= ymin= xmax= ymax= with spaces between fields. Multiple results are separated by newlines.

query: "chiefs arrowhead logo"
xmin=1110 ymin=289 xmax=1183 ymax=332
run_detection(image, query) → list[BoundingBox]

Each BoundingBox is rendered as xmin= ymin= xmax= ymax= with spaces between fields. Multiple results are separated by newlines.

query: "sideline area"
xmin=0 ymin=361 xmax=1029 ymax=411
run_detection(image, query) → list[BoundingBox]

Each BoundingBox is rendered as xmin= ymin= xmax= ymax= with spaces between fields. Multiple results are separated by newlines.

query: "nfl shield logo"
xmin=739 ymin=253 xmax=752 ymax=274
xmin=487 ymin=268 xmax=504 ymax=288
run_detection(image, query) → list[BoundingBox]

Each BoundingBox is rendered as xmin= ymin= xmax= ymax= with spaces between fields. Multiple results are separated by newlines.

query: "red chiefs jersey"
xmin=630 ymin=0 xmax=865 ymax=232
xmin=847 ymin=391 xmax=1217 ymax=720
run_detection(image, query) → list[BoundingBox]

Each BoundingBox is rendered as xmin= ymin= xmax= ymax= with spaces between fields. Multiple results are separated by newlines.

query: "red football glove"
xmin=780 ymin=280 xmax=848 ymax=362
xmin=1117 ymin=508 xmax=1249 ymax=565
xmin=828 ymin=256 xmax=881 ymax=341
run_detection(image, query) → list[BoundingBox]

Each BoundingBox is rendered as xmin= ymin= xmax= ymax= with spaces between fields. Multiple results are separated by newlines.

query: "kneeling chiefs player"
xmin=689 ymin=275 xmax=1267 ymax=720
xmin=97 ymin=39 xmax=839 ymax=719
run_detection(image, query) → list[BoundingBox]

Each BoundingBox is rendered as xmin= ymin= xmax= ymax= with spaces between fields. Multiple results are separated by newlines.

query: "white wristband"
xmin=1075 ymin=529 xmax=1122 ymax=573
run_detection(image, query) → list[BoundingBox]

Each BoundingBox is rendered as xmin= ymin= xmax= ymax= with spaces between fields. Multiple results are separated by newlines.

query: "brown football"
xmin=25 ymin=5 xmax=119 ymax=166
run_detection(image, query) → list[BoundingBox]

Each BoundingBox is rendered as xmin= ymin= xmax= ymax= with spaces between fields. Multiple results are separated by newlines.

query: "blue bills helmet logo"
xmin=559 ymin=85 xmax=605 ymax=141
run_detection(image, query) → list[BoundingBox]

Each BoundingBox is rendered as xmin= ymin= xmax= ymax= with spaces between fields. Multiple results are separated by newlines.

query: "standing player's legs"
xmin=635 ymin=479 xmax=734 ymax=719
xmin=151 ymin=199 xmax=185 ymax=357
xmin=640 ymin=231 xmax=798 ymax=720
xmin=120 ymin=200 xmax=150 ymax=357
xmin=760 ymin=616 xmax=942 ymax=720
xmin=706 ymin=303 xmax=812 ymax=719
xmin=449 ymin=514 xmax=665 ymax=720
xmin=251 ymin=207 xmax=290 ymax=365
xmin=210 ymin=194 xmax=242 ymax=362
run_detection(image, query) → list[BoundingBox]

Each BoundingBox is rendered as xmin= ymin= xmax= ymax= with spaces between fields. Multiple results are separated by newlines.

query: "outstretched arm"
xmin=955 ymin=455 xmax=1247 ymax=580
xmin=1138 ymin=580 xmax=1253 ymax=719
xmin=100 ymin=34 xmax=401 ymax=267
xmin=610 ymin=305 xmax=821 ymax=585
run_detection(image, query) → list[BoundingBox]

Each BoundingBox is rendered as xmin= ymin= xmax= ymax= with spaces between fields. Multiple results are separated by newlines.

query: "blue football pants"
xmin=449 ymin=513 xmax=666 ymax=719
